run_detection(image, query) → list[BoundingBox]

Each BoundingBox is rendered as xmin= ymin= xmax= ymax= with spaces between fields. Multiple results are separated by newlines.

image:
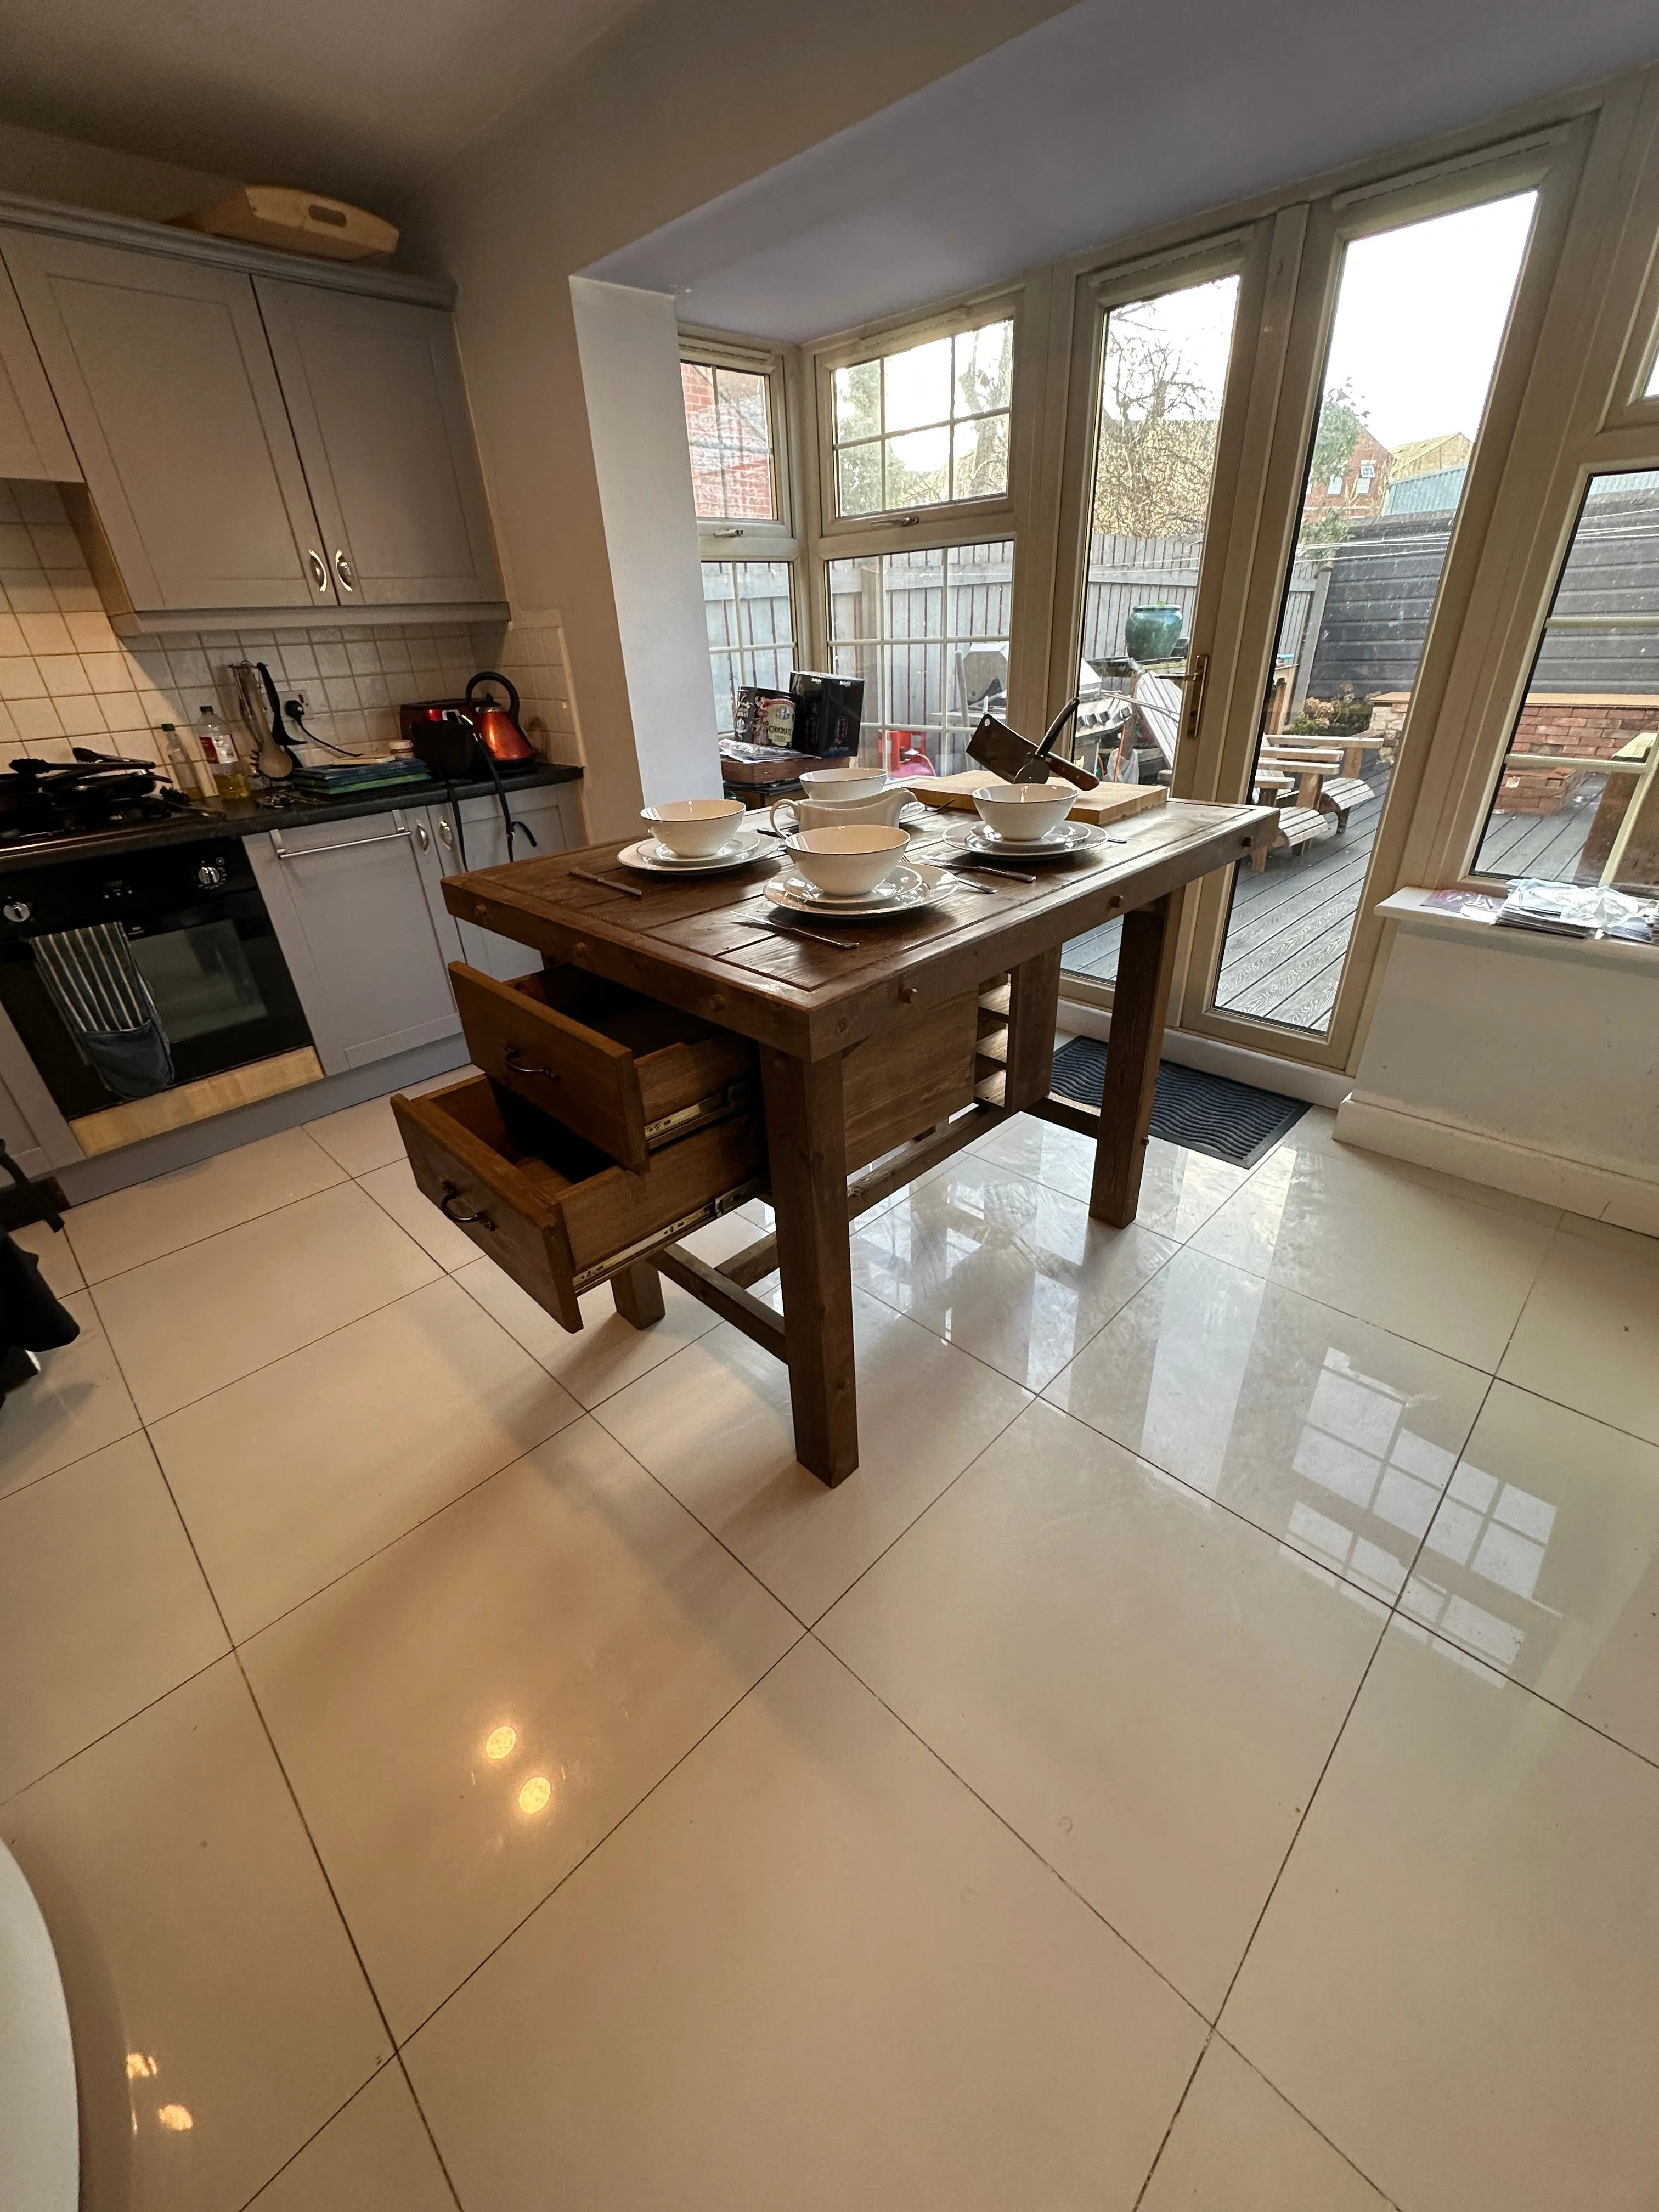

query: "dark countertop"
xmin=0 ymin=761 xmax=583 ymax=876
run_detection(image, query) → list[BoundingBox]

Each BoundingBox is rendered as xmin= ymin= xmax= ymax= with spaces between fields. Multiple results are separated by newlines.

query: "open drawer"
xmin=449 ymin=964 xmax=758 ymax=1173
xmin=393 ymin=1075 xmax=765 ymax=1331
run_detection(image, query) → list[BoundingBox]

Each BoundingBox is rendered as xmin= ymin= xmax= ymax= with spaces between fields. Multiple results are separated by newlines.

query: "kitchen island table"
xmin=403 ymin=799 xmax=1276 ymax=1484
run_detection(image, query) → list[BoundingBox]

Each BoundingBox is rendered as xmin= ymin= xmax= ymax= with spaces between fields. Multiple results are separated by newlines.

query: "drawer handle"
xmin=439 ymin=1181 xmax=495 ymax=1229
xmin=504 ymin=1047 xmax=558 ymax=1082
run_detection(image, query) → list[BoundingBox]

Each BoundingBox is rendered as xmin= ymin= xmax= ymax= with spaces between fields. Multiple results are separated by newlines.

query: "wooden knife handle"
xmin=1043 ymin=756 xmax=1100 ymax=791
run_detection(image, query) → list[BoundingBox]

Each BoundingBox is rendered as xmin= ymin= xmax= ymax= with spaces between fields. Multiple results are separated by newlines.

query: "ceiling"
xmin=588 ymin=0 xmax=1659 ymax=341
xmin=0 ymin=0 xmax=654 ymax=205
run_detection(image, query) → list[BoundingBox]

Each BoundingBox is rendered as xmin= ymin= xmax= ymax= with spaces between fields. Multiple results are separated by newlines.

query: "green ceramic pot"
xmin=1125 ymin=605 xmax=1184 ymax=663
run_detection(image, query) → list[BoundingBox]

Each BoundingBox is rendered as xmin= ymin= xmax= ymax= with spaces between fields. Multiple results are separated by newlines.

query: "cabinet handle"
xmin=504 ymin=1047 xmax=558 ymax=1081
xmin=437 ymin=817 xmax=453 ymax=848
xmin=306 ymin=550 xmax=329 ymax=593
xmin=439 ymin=1181 xmax=495 ymax=1229
xmin=414 ymin=818 xmax=430 ymax=851
xmin=269 ymin=825 xmax=411 ymax=860
xmin=334 ymin=550 xmax=357 ymax=593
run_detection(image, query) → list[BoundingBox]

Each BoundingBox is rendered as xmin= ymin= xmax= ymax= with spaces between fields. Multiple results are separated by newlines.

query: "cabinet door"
xmin=246 ymin=812 xmax=462 ymax=1073
xmin=254 ymin=279 xmax=503 ymax=607
xmin=0 ymin=256 xmax=77 ymax=481
xmin=417 ymin=786 xmax=575 ymax=979
xmin=0 ymin=230 xmax=334 ymax=613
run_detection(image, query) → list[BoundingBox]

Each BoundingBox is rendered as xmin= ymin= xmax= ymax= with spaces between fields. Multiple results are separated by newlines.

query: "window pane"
xmin=1064 ymin=272 xmax=1240 ymax=988
xmin=681 ymin=360 xmax=776 ymax=521
xmin=1210 ymin=192 xmax=1536 ymax=1035
xmin=830 ymin=316 xmax=1013 ymax=517
xmin=1472 ymin=468 xmax=1659 ymax=891
xmin=702 ymin=560 xmax=795 ymax=737
xmin=825 ymin=540 xmax=1013 ymax=775
xmin=883 ymin=335 xmax=952 ymax=433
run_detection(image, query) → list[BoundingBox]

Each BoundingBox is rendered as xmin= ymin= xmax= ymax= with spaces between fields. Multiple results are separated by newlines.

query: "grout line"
xmin=1212 ymin=2031 xmax=1406 ymax=2210
xmin=229 ymin=2056 xmax=407 ymax=2212
xmin=392 ymin=2046 xmax=467 ymax=2212
xmin=61 ymin=1154 xmax=352 ymax=1292
xmin=1129 ymin=2027 xmax=1214 ymax=2211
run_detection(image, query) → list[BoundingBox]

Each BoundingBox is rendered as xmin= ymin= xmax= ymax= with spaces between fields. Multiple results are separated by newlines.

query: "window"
xmin=1209 ymin=191 xmax=1537 ymax=1035
xmin=681 ymin=360 xmax=778 ymax=521
xmin=826 ymin=540 xmax=1013 ymax=774
xmin=1471 ymin=467 xmax=1659 ymax=890
xmin=830 ymin=316 xmax=1013 ymax=518
xmin=702 ymin=560 xmax=796 ymax=737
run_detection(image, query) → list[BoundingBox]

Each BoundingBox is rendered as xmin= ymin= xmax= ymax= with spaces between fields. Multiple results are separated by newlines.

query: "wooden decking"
xmin=1063 ymin=768 xmax=1599 ymax=1033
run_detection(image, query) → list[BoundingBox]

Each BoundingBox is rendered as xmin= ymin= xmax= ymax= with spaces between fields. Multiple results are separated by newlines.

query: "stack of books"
xmin=290 ymin=760 xmax=433 ymax=798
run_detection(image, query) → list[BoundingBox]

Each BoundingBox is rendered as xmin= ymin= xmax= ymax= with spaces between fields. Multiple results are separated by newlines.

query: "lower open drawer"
xmin=393 ymin=1074 xmax=765 ymax=1331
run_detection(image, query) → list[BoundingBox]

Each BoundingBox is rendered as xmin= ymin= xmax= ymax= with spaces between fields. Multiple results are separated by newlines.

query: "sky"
xmin=1108 ymin=190 xmax=1538 ymax=454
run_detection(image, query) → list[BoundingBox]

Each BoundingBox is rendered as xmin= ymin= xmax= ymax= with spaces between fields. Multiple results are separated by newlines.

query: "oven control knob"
xmin=196 ymin=860 xmax=228 ymax=890
xmin=2 ymin=900 xmax=29 ymax=924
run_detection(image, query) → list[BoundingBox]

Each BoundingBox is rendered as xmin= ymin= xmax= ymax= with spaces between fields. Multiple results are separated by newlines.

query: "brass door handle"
xmin=439 ymin=1181 xmax=494 ymax=1228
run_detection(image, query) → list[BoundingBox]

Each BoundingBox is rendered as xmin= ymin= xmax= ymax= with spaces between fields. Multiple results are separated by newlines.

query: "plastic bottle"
xmin=198 ymin=705 xmax=251 ymax=802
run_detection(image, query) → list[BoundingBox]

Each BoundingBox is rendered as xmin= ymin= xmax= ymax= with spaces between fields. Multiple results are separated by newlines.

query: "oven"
xmin=0 ymin=838 xmax=314 ymax=1130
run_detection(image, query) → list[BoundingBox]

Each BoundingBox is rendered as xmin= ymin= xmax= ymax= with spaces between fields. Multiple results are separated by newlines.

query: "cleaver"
xmin=966 ymin=696 xmax=1099 ymax=789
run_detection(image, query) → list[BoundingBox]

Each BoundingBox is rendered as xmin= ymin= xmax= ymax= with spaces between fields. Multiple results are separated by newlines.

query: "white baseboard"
xmin=1056 ymin=1000 xmax=1353 ymax=1109
xmin=1336 ymin=1092 xmax=1659 ymax=1234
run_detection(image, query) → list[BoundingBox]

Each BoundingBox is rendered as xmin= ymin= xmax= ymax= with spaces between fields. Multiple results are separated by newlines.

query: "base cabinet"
xmin=415 ymin=785 xmax=579 ymax=979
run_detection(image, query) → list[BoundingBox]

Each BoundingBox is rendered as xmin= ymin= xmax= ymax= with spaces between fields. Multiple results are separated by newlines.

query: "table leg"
xmin=1005 ymin=945 xmax=1062 ymax=1111
xmin=760 ymin=1045 xmax=858 ymax=1486
xmin=611 ymin=1260 xmax=665 ymax=1328
xmin=1090 ymin=888 xmax=1184 ymax=1228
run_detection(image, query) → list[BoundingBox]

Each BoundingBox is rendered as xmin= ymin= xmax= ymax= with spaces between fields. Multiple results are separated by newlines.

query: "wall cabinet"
xmin=247 ymin=810 xmax=464 ymax=1074
xmin=254 ymin=279 xmax=503 ymax=608
xmin=0 ymin=218 xmax=504 ymax=631
xmin=0 ymin=254 xmax=77 ymax=482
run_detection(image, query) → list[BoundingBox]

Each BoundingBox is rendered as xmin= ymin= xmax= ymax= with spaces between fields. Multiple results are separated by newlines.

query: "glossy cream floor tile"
xmin=970 ymin=1113 xmax=1250 ymax=1239
xmin=1499 ymin=1218 xmax=1659 ymax=1446
xmin=10 ymin=1216 xmax=81 ymax=1295
xmin=454 ymin=1253 xmax=723 ymax=1408
xmin=1045 ymin=1247 xmax=1487 ymax=1600
xmin=93 ymin=1181 xmax=442 ymax=1421
xmin=850 ymin=1153 xmax=1176 ymax=1391
xmin=1222 ymin=1620 xmax=1659 ymax=2212
xmin=1400 ymin=1380 xmax=1659 ymax=1760
xmin=245 ymin=2063 xmax=457 ymax=2212
xmin=152 ymin=1276 xmax=581 ymax=1640
xmin=358 ymin=1156 xmax=487 ymax=1269
xmin=0 ymin=1660 xmax=389 ymax=2212
xmin=63 ymin=1126 xmax=345 ymax=1283
xmin=0 ymin=1432 xmax=226 ymax=1803
xmin=1138 ymin=2039 xmax=1389 ymax=2211
xmin=0 ymin=1287 xmax=140 ymax=1499
xmin=595 ymin=1289 xmax=1031 ymax=1621
xmin=821 ymin=1400 xmax=1385 ymax=2015
xmin=405 ymin=1636 xmax=1205 ymax=2212
xmin=1190 ymin=1130 xmax=1555 ymax=1369
xmin=302 ymin=1092 xmax=408 ymax=1176
xmin=242 ymin=1423 xmax=798 ymax=2038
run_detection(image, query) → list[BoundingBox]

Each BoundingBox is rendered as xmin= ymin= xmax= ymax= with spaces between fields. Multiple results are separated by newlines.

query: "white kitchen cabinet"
xmin=0 ymin=255 xmax=76 ymax=481
xmin=415 ymin=783 xmax=579 ymax=980
xmin=246 ymin=810 xmax=462 ymax=1073
xmin=0 ymin=229 xmax=336 ymax=616
xmin=253 ymin=279 xmax=503 ymax=608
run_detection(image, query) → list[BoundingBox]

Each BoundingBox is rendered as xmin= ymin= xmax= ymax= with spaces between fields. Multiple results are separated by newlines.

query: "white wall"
xmin=1338 ymin=893 xmax=1659 ymax=1233
xmin=0 ymin=118 xmax=229 ymax=221
xmin=569 ymin=279 xmax=719 ymax=810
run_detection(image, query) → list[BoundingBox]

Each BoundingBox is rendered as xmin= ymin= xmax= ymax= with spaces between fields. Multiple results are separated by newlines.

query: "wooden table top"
xmin=444 ymin=799 xmax=1278 ymax=1057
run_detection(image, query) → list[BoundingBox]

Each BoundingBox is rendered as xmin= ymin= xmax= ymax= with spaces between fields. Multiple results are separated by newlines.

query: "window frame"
xmin=812 ymin=287 xmax=1024 ymax=545
xmin=680 ymin=330 xmax=801 ymax=561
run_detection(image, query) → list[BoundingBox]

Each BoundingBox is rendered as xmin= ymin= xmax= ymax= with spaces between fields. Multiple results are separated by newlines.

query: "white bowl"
xmin=640 ymin=797 xmax=747 ymax=857
xmin=786 ymin=823 xmax=909 ymax=898
xmin=970 ymin=782 xmax=1076 ymax=843
xmin=799 ymin=766 xmax=889 ymax=804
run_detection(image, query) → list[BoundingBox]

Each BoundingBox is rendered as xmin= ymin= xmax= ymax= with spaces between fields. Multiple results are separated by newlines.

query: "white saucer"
xmin=963 ymin=819 xmax=1102 ymax=861
xmin=616 ymin=833 xmax=768 ymax=876
xmin=764 ymin=862 xmax=944 ymax=920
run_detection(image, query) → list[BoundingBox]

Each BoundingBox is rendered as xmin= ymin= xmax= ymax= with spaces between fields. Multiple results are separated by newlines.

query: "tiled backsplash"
xmin=0 ymin=478 xmax=584 ymax=784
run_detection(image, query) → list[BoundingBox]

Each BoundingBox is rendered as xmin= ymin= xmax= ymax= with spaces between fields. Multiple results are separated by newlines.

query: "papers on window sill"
xmin=1491 ymin=878 xmax=1659 ymax=944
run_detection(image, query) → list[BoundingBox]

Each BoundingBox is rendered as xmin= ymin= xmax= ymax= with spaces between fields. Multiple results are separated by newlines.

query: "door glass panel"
xmin=1210 ymin=193 xmax=1535 ymax=1034
xmin=1062 ymin=273 xmax=1240 ymax=986
xmin=827 ymin=540 xmax=1012 ymax=773
xmin=1472 ymin=467 xmax=1659 ymax=890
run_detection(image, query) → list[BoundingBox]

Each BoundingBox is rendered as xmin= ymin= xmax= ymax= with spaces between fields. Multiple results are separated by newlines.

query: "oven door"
xmin=0 ymin=844 xmax=314 ymax=1125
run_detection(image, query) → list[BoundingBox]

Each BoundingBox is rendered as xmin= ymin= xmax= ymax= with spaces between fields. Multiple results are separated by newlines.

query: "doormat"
xmin=1048 ymin=1040 xmax=1308 ymax=1169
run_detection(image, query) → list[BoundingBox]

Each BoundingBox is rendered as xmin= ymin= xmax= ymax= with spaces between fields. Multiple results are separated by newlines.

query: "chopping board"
xmin=909 ymin=772 xmax=1167 ymax=826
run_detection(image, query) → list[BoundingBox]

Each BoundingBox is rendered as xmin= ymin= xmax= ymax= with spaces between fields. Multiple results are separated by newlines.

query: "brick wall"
xmin=1497 ymin=695 xmax=1659 ymax=815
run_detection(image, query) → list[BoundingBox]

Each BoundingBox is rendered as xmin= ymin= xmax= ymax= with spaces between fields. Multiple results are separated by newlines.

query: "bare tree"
xmin=1092 ymin=311 xmax=1221 ymax=538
